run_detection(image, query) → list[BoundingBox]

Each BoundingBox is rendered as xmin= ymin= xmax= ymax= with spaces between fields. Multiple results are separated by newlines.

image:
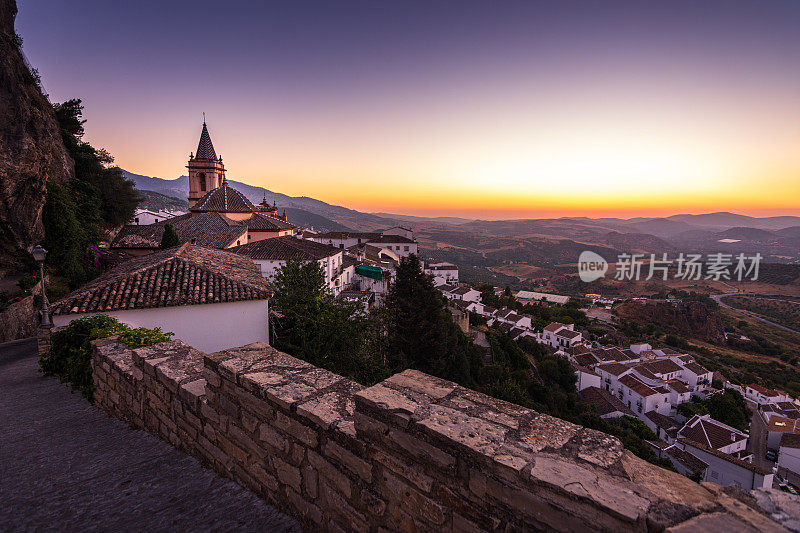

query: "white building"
xmin=514 ymin=291 xmax=570 ymax=306
xmin=745 ymin=384 xmax=792 ymax=405
xmin=778 ymin=433 xmax=800 ymax=482
xmin=541 ymin=322 xmax=583 ymax=349
xmin=442 ymin=285 xmax=482 ymax=303
xmin=51 ymin=244 xmax=271 ymax=353
xmin=307 ymin=228 xmax=418 ymax=258
xmin=678 ymin=440 xmax=772 ymax=490
xmin=131 ymin=208 xmax=182 ymax=225
xmin=230 ymin=236 xmax=347 ymax=296
xmin=677 ymin=415 xmax=749 ymax=457
xmin=424 ymin=261 xmax=459 ymax=287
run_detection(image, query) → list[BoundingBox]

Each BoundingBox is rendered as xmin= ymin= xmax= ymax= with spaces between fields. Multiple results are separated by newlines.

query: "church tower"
xmin=187 ymin=121 xmax=226 ymax=207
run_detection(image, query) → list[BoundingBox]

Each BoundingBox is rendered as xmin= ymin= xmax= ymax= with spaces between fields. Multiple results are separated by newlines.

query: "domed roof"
xmin=191 ymin=182 xmax=256 ymax=213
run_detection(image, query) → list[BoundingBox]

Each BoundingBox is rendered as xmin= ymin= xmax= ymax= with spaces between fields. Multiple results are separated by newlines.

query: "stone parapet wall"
xmin=90 ymin=338 xmax=790 ymax=532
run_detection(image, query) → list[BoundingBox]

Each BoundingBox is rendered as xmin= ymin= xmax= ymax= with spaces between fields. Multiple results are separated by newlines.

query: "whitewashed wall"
xmin=53 ymin=299 xmax=269 ymax=353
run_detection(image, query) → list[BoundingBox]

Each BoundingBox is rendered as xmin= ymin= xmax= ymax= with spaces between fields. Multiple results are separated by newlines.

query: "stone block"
xmin=308 ymin=449 xmax=352 ymax=499
xmin=273 ymin=411 xmax=318 ymax=448
xmin=274 ymin=456 xmax=303 ymax=492
xmin=324 ymin=440 xmax=372 ymax=483
xmin=370 ymin=448 xmax=434 ymax=492
xmin=381 ymin=470 xmax=445 ymax=526
xmin=258 ymin=422 xmax=288 ymax=453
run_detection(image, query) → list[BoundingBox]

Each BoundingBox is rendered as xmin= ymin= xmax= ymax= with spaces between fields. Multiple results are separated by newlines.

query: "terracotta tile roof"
xmin=367 ymin=234 xmax=416 ymax=244
xmin=748 ymin=383 xmax=781 ymax=397
xmin=580 ymin=386 xmax=636 ymax=417
xmin=664 ymin=445 xmax=708 ymax=474
xmin=52 ymin=244 xmax=271 ymax=315
xmin=636 ymin=359 xmax=683 ymax=376
xmin=244 ymin=213 xmax=296 ymax=231
xmin=677 ymin=415 xmax=748 ymax=450
xmin=112 ymin=213 xmax=247 ymax=250
xmin=557 ymin=329 xmax=581 ymax=340
xmin=780 ymin=433 xmax=800 ymax=450
xmin=596 ymin=362 xmax=631 ymax=377
xmin=191 ymin=184 xmax=256 ymax=213
xmin=508 ymin=327 xmax=526 ymax=339
xmin=766 ymin=415 xmax=800 ymax=434
xmin=450 ymin=286 xmax=477 ymax=296
xmin=645 ymin=411 xmax=680 ymax=433
xmin=230 ymin=236 xmax=341 ymax=261
xmin=574 ymin=352 xmax=600 ymax=367
xmin=619 ymin=374 xmax=659 ymax=397
xmin=544 ymin=322 xmax=567 ymax=333
xmin=679 ymin=439 xmax=770 ymax=475
xmin=667 ymin=380 xmax=690 ymax=394
xmin=315 ymin=231 xmax=381 ymax=241
xmin=195 ymin=122 xmax=217 ymax=159
xmin=683 ymin=362 xmax=710 ymax=375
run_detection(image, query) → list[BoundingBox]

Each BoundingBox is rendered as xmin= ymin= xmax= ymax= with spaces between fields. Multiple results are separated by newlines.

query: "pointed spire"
xmin=195 ymin=121 xmax=217 ymax=160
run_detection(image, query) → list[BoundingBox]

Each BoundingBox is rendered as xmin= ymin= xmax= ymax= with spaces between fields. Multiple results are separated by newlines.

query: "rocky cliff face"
xmin=0 ymin=0 xmax=73 ymax=276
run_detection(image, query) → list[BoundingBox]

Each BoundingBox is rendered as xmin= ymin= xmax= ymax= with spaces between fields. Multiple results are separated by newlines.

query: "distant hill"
xmin=667 ymin=212 xmax=800 ymax=231
xmin=137 ymin=190 xmax=188 ymax=212
xmin=717 ymin=227 xmax=777 ymax=241
xmin=124 ymin=170 xmax=384 ymax=232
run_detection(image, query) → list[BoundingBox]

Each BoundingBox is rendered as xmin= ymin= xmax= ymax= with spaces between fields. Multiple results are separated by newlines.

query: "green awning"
xmin=355 ymin=264 xmax=384 ymax=281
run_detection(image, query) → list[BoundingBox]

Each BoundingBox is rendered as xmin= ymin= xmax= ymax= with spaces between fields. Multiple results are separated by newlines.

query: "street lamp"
xmin=31 ymin=245 xmax=52 ymax=329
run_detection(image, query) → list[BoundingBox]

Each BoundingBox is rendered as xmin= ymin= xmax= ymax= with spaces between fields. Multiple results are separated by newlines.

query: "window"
xmin=134 ymin=217 xmax=139 ymax=224
xmin=404 ymin=246 xmax=409 ymax=251
xmin=199 ymin=172 xmax=206 ymax=191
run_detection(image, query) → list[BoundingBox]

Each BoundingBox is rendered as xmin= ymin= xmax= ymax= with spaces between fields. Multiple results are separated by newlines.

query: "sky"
xmin=16 ymin=0 xmax=800 ymax=219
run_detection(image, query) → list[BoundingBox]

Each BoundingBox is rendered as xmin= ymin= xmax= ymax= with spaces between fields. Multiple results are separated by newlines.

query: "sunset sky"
xmin=16 ymin=1 xmax=800 ymax=219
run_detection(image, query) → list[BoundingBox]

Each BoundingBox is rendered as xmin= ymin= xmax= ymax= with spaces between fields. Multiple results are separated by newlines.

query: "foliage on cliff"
xmin=40 ymin=315 xmax=172 ymax=402
xmin=42 ymin=99 xmax=139 ymax=286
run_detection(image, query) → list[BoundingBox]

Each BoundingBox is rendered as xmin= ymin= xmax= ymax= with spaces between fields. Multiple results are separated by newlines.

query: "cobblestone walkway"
xmin=0 ymin=338 xmax=299 ymax=532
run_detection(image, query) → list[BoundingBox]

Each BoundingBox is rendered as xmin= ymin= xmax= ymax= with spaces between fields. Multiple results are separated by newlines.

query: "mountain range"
xmin=126 ymin=170 xmax=800 ymax=268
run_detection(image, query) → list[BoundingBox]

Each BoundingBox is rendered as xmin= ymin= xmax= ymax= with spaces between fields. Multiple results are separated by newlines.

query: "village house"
xmin=131 ymin=208 xmax=183 ymax=225
xmin=540 ymin=322 xmax=583 ymax=349
xmin=746 ymin=383 xmax=793 ymax=405
xmin=441 ymin=284 xmax=482 ymax=303
xmin=676 ymin=440 xmax=772 ymax=490
xmin=50 ymin=244 xmax=272 ymax=353
xmin=307 ymin=228 xmax=419 ymax=258
xmin=677 ymin=414 xmax=749 ymax=458
xmin=423 ymin=261 xmax=459 ymax=287
xmin=229 ymin=236 xmax=348 ymax=296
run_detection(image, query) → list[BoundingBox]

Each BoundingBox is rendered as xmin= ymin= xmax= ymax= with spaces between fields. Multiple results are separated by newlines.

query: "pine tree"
xmin=384 ymin=254 xmax=481 ymax=387
xmin=159 ymin=223 xmax=180 ymax=249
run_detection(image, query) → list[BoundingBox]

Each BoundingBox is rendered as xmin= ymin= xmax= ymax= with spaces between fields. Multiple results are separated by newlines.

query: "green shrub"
xmin=18 ymin=272 xmax=39 ymax=291
xmin=39 ymin=315 xmax=172 ymax=402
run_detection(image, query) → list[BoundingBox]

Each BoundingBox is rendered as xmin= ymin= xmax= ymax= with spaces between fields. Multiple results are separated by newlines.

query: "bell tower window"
xmin=199 ymin=172 xmax=206 ymax=191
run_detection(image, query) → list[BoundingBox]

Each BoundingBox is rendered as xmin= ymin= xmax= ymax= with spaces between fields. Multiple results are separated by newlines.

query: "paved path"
xmin=0 ymin=338 xmax=299 ymax=532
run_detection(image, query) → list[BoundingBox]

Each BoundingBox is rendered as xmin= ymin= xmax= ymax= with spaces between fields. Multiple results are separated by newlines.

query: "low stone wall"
xmin=90 ymin=338 xmax=789 ymax=532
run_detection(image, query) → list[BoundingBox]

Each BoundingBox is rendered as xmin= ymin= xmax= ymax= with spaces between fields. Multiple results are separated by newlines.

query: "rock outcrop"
xmin=0 ymin=0 xmax=73 ymax=275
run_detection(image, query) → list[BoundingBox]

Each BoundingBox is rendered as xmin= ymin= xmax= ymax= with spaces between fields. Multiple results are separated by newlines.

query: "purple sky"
xmin=16 ymin=1 xmax=800 ymax=217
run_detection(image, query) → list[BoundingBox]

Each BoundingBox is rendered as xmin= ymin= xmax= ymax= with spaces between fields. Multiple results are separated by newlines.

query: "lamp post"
xmin=31 ymin=245 xmax=52 ymax=329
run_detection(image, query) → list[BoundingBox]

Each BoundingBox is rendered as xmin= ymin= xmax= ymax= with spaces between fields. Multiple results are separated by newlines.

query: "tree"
xmin=159 ymin=224 xmax=180 ymax=249
xmin=43 ymin=99 xmax=141 ymax=285
xmin=270 ymin=259 xmax=389 ymax=385
xmin=42 ymin=179 xmax=87 ymax=285
xmin=384 ymin=254 xmax=481 ymax=387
